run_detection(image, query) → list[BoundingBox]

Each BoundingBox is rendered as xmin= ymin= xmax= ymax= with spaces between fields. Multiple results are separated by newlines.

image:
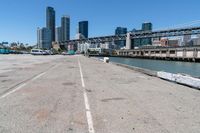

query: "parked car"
xmin=31 ymin=49 xmax=45 ymax=55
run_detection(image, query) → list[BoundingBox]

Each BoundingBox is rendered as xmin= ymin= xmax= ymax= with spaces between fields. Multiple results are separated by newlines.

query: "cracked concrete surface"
xmin=0 ymin=55 xmax=200 ymax=133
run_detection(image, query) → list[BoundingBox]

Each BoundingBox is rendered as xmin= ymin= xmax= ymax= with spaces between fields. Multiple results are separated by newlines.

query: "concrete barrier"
xmin=157 ymin=71 xmax=176 ymax=82
xmin=157 ymin=71 xmax=200 ymax=89
xmin=174 ymin=74 xmax=200 ymax=89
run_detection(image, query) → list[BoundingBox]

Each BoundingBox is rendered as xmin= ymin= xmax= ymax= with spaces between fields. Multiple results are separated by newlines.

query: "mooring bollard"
xmin=104 ymin=57 xmax=109 ymax=63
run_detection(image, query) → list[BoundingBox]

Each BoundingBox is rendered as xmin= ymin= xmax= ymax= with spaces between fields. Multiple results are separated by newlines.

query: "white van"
xmin=31 ymin=49 xmax=45 ymax=55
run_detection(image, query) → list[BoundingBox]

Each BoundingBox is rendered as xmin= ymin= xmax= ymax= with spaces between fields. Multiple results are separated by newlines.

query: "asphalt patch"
xmin=62 ymin=82 xmax=75 ymax=86
xmin=86 ymin=89 xmax=92 ymax=92
xmin=0 ymin=75 xmax=8 ymax=78
xmin=68 ymin=66 xmax=76 ymax=69
xmin=1 ymin=80 xmax=9 ymax=83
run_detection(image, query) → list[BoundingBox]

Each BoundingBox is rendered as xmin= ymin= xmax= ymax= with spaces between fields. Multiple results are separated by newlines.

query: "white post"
xmin=126 ymin=32 xmax=131 ymax=49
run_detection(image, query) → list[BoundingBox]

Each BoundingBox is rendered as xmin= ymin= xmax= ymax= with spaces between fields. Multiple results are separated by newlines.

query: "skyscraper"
xmin=61 ymin=16 xmax=70 ymax=41
xmin=78 ymin=21 xmax=88 ymax=38
xmin=46 ymin=7 xmax=55 ymax=42
xmin=141 ymin=22 xmax=152 ymax=46
xmin=55 ymin=27 xmax=62 ymax=42
xmin=115 ymin=27 xmax=127 ymax=35
xmin=37 ymin=27 xmax=52 ymax=50
xmin=142 ymin=22 xmax=152 ymax=31
xmin=115 ymin=27 xmax=127 ymax=48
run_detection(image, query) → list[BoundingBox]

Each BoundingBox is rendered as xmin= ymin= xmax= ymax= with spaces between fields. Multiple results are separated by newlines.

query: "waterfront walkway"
xmin=0 ymin=55 xmax=200 ymax=133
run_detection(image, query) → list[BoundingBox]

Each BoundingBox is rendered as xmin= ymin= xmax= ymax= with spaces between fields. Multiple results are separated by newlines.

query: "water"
xmin=98 ymin=57 xmax=200 ymax=77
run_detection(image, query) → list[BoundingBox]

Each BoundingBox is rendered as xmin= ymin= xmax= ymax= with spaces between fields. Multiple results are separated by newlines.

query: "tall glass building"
xmin=140 ymin=22 xmax=153 ymax=46
xmin=61 ymin=16 xmax=70 ymax=41
xmin=37 ymin=27 xmax=52 ymax=50
xmin=115 ymin=27 xmax=127 ymax=48
xmin=142 ymin=22 xmax=152 ymax=31
xmin=46 ymin=7 xmax=55 ymax=42
xmin=131 ymin=23 xmax=153 ymax=48
xmin=55 ymin=27 xmax=62 ymax=42
xmin=78 ymin=21 xmax=88 ymax=38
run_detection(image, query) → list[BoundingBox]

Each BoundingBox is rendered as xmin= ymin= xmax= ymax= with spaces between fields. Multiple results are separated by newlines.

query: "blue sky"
xmin=0 ymin=0 xmax=200 ymax=45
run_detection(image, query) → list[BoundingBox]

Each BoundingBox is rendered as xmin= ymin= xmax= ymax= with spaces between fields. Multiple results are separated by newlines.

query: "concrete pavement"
xmin=0 ymin=55 xmax=200 ymax=133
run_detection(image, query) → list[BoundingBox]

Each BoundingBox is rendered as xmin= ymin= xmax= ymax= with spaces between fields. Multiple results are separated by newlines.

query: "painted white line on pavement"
xmin=31 ymin=72 xmax=46 ymax=81
xmin=0 ymin=72 xmax=47 ymax=99
xmin=0 ymin=83 xmax=26 ymax=99
xmin=78 ymin=60 xmax=85 ymax=88
xmin=78 ymin=57 xmax=95 ymax=133
xmin=0 ymin=64 xmax=60 ymax=99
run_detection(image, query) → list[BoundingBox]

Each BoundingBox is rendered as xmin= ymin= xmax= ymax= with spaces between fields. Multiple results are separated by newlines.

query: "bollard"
xmin=104 ymin=57 xmax=109 ymax=63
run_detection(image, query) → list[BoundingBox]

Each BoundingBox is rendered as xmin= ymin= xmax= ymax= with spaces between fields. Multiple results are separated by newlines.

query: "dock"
xmin=0 ymin=55 xmax=200 ymax=133
xmin=118 ymin=46 xmax=200 ymax=62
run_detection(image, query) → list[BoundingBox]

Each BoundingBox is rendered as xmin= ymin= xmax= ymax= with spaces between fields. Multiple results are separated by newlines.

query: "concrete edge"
xmin=90 ymin=56 xmax=200 ymax=90
xmin=90 ymin=56 xmax=157 ymax=77
xmin=110 ymin=62 xmax=157 ymax=77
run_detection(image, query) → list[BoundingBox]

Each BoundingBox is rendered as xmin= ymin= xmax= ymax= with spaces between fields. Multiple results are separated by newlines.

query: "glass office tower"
xmin=115 ymin=27 xmax=127 ymax=48
xmin=78 ymin=21 xmax=88 ymax=38
xmin=37 ymin=27 xmax=52 ymax=50
xmin=142 ymin=22 xmax=152 ymax=31
xmin=61 ymin=16 xmax=70 ymax=41
xmin=46 ymin=7 xmax=55 ymax=42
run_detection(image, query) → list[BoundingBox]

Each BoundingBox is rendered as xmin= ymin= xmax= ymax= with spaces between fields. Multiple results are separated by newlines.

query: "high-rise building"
xmin=46 ymin=7 xmax=55 ymax=42
xmin=61 ymin=16 xmax=70 ymax=41
xmin=140 ymin=38 xmax=152 ymax=46
xmin=140 ymin=22 xmax=153 ymax=46
xmin=37 ymin=27 xmax=52 ymax=50
xmin=115 ymin=27 xmax=127 ymax=48
xmin=131 ymin=22 xmax=153 ymax=48
xmin=142 ymin=22 xmax=152 ymax=31
xmin=115 ymin=27 xmax=127 ymax=35
xmin=133 ymin=38 xmax=141 ymax=47
xmin=55 ymin=27 xmax=62 ymax=42
xmin=78 ymin=21 xmax=88 ymax=38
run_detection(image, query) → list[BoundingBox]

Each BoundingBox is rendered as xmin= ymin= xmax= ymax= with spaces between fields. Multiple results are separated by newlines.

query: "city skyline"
xmin=1 ymin=0 xmax=200 ymax=45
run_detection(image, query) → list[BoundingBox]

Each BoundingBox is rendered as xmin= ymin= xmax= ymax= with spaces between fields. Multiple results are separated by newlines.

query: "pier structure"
xmin=117 ymin=46 xmax=200 ymax=61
